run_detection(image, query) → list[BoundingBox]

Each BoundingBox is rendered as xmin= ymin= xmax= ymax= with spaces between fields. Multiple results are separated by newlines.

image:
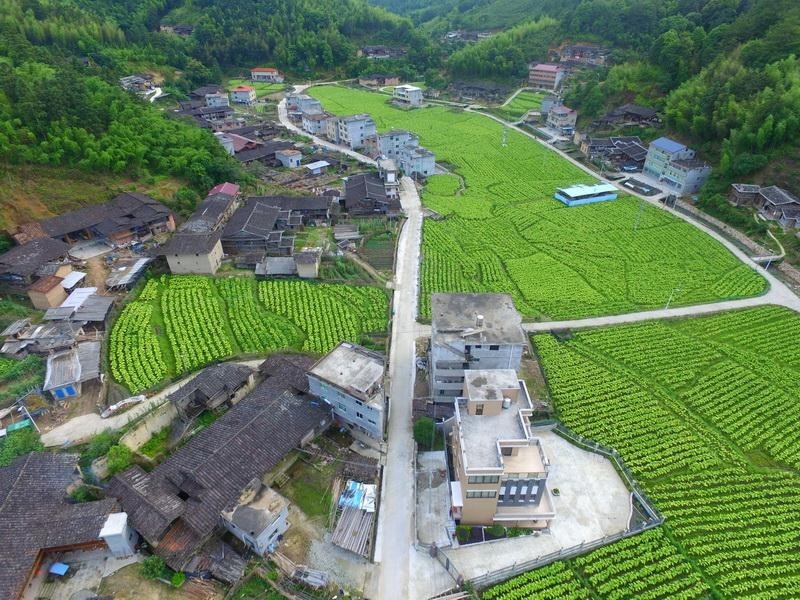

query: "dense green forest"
xmin=0 ymin=0 xmax=437 ymax=205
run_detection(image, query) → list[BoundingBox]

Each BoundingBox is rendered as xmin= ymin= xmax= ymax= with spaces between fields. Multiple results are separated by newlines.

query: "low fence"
xmin=119 ymin=401 xmax=177 ymax=451
xmin=434 ymin=419 xmax=664 ymax=592
xmin=465 ymin=520 xmax=661 ymax=590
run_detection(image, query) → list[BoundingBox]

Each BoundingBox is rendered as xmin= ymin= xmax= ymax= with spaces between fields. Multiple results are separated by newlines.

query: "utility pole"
xmin=664 ymin=286 xmax=682 ymax=310
xmin=501 ymin=126 xmax=507 ymax=148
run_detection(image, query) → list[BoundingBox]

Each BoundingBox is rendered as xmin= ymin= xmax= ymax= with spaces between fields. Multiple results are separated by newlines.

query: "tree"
xmin=105 ymin=444 xmax=133 ymax=475
xmin=140 ymin=555 xmax=168 ymax=580
xmin=0 ymin=429 xmax=43 ymax=466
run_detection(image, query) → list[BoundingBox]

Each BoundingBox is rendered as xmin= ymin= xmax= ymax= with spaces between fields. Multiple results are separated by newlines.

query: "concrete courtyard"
xmin=416 ymin=451 xmax=453 ymax=547
xmin=444 ymin=428 xmax=631 ymax=581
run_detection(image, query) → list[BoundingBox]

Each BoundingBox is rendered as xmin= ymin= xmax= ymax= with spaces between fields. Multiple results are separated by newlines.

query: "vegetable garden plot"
xmin=109 ymin=275 xmax=389 ymax=392
xmin=310 ymin=85 xmax=766 ymax=320
xmin=519 ymin=306 xmax=800 ymax=599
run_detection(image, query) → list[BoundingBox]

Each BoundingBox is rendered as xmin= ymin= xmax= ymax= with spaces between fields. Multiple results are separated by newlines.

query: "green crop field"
xmin=485 ymin=306 xmax=800 ymax=599
xmin=488 ymin=89 xmax=544 ymax=121
xmin=309 ymin=85 xmax=766 ymax=320
xmin=225 ymin=78 xmax=285 ymax=98
xmin=110 ymin=275 xmax=388 ymax=393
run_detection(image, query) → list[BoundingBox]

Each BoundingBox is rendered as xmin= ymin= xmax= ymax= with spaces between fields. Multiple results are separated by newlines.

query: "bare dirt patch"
xmin=97 ymin=564 xmax=224 ymax=600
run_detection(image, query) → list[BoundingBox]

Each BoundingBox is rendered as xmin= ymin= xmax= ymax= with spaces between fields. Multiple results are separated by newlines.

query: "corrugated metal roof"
xmin=61 ymin=287 xmax=97 ymax=309
xmin=60 ymin=271 xmax=86 ymax=289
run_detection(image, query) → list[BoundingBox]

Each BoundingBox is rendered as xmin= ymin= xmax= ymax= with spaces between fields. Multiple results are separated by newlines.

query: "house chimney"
xmin=476 ymin=314 xmax=484 ymax=328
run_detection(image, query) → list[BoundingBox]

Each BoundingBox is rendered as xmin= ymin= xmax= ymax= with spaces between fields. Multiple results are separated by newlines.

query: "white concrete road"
xmin=369 ymin=176 xmax=424 ymax=599
xmin=40 ymin=359 xmax=265 ymax=448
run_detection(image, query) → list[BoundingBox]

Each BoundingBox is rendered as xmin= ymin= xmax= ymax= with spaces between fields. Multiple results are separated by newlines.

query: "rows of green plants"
xmin=0 ymin=355 xmax=44 ymax=405
xmin=161 ymin=276 xmax=234 ymax=373
xmin=482 ymin=528 xmax=708 ymax=600
xmin=258 ymin=280 xmax=388 ymax=353
xmin=217 ymin=278 xmax=303 ymax=352
xmin=108 ymin=301 xmax=168 ymax=393
xmin=309 ymin=85 xmax=766 ymax=319
xmin=516 ymin=306 xmax=800 ymax=598
xmin=109 ymin=275 xmax=388 ymax=391
xmin=487 ymin=90 xmax=545 ymax=122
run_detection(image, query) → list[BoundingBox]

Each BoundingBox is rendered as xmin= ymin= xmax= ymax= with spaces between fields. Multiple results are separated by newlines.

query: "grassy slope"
xmin=309 ymin=85 xmax=766 ymax=320
xmin=0 ymin=164 xmax=184 ymax=230
xmin=508 ymin=306 xmax=800 ymax=599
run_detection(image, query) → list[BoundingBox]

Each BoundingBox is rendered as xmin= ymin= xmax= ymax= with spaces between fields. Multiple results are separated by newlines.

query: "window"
xmin=468 ymin=475 xmax=500 ymax=484
xmin=356 ymin=412 xmax=364 ymax=419
xmin=489 ymin=345 xmax=500 ymax=351
xmin=475 ymin=404 xmax=484 ymax=415
xmin=501 ymin=447 xmax=513 ymax=456
xmin=466 ymin=490 xmax=497 ymax=499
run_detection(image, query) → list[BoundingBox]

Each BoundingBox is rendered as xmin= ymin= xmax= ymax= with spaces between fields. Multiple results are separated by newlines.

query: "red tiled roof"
xmin=208 ymin=182 xmax=240 ymax=197
xmin=27 ymin=275 xmax=64 ymax=293
xmin=251 ymin=67 xmax=278 ymax=73
xmin=532 ymin=63 xmax=561 ymax=72
xmin=232 ymin=85 xmax=254 ymax=92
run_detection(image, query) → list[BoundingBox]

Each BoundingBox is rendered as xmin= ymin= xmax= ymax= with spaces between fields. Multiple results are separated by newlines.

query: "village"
xmin=1 ymin=35 xmax=800 ymax=600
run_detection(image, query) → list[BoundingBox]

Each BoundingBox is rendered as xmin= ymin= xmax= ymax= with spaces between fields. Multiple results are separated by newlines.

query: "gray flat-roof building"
xmin=307 ymin=342 xmax=386 ymax=439
xmin=430 ymin=293 xmax=527 ymax=401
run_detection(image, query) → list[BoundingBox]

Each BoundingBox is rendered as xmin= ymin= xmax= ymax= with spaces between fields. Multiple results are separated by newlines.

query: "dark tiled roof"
xmin=110 ymin=356 xmax=329 ymax=570
xmin=159 ymin=231 xmax=221 ymax=255
xmin=760 ymin=185 xmax=800 ymax=206
xmin=169 ymin=362 xmax=253 ymax=415
xmin=235 ymin=140 xmax=294 ymax=163
xmin=0 ymin=453 xmax=117 ymax=600
xmin=38 ymin=193 xmax=171 ymax=239
xmin=0 ymin=238 xmax=70 ymax=278
xmin=222 ymin=202 xmax=281 ymax=241
xmin=247 ymin=195 xmax=330 ymax=214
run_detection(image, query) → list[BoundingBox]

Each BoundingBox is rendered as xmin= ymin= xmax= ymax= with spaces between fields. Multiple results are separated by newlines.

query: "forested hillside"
xmin=0 ymin=0 xmax=435 ymax=222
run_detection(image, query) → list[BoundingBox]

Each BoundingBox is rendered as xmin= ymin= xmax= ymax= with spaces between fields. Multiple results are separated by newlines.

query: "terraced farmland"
xmin=109 ymin=275 xmax=388 ymax=392
xmin=487 ymin=89 xmax=544 ymax=122
xmin=497 ymin=306 xmax=800 ymax=599
xmin=309 ymin=85 xmax=766 ymax=319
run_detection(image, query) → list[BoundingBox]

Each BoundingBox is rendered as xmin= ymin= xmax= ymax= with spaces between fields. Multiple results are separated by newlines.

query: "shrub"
xmin=0 ymin=429 xmax=43 ymax=467
xmin=106 ymin=445 xmax=133 ymax=475
xmin=70 ymin=485 xmax=103 ymax=503
xmin=171 ymin=572 xmax=186 ymax=587
xmin=140 ymin=556 xmax=168 ymax=580
xmin=455 ymin=524 xmax=471 ymax=543
xmin=486 ymin=524 xmax=506 ymax=537
xmin=413 ymin=417 xmax=439 ymax=451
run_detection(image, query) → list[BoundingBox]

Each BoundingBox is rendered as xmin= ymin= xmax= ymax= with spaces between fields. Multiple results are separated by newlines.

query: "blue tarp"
xmin=338 ymin=480 xmax=364 ymax=509
xmin=49 ymin=562 xmax=69 ymax=576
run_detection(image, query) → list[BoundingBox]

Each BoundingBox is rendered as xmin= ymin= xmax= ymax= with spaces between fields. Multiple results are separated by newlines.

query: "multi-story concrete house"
xmin=337 ymin=114 xmax=377 ymax=150
xmin=367 ymin=129 xmax=418 ymax=159
xmin=302 ymin=113 xmax=330 ymax=135
xmin=221 ymin=480 xmax=289 ymax=555
xmin=230 ymin=85 xmax=256 ymax=105
xmin=393 ymin=84 xmax=424 ymax=107
xmin=287 ymin=93 xmax=323 ymax=116
xmin=643 ymin=137 xmax=710 ymax=195
xmin=430 ymin=293 xmax=527 ymax=401
xmin=398 ymin=144 xmax=436 ymax=177
xmin=324 ymin=116 xmax=341 ymax=143
xmin=378 ymin=158 xmax=400 ymax=199
xmin=205 ymin=92 xmax=230 ymax=108
xmin=546 ymin=105 xmax=577 ymax=135
xmin=307 ymin=342 xmax=386 ymax=439
xmin=250 ymin=67 xmax=284 ymax=83
xmin=528 ymin=63 xmax=566 ymax=91
xmin=449 ymin=369 xmax=555 ymax=528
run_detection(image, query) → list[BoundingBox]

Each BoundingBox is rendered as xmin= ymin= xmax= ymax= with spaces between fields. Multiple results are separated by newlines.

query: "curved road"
xmin=280 ymin=84 xmax=800 ymax=599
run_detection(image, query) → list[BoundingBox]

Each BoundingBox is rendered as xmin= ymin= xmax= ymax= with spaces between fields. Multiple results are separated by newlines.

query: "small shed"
xmin=27 ymin=275 xmax=67 ymax=310
xmin=294 ymin=247 xmax=322 ymax=279
xmin=60 ymin=271 xmax=87 ymax=291
xmin=43 ymin=340 xmax=101 ymax=400
xmin=305 ymin=160 xmax=331 ymax=176
xmin=276 ymin=149 xmax=302 ymax=169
